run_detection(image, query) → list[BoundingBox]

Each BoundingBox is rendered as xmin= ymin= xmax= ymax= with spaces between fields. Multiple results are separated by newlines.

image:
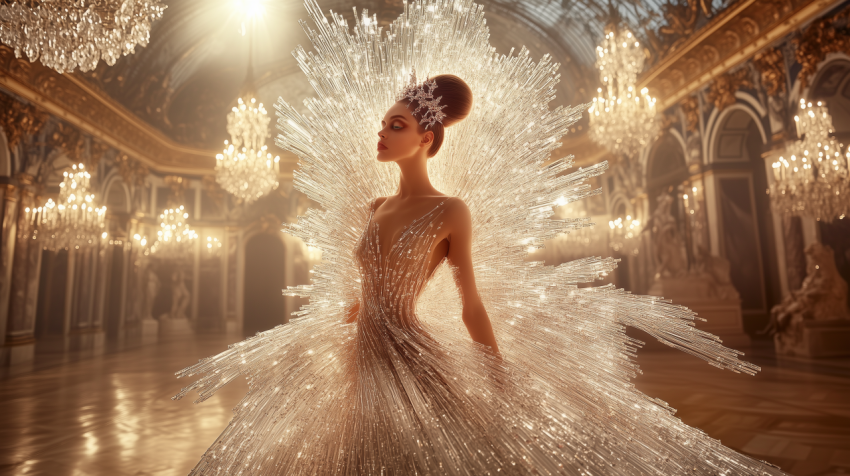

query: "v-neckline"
xmin=367 ymin=198 xmax=448 ymax=258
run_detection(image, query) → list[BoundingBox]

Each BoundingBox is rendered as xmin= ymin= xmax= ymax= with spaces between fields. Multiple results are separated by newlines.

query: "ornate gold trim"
xmin=707 ymin=68 xmax=754 ymax=111
xmin=642 ymin=0 xmax=841 ymax=111
xmin=0 ymin=46 xmax=216 ymax=175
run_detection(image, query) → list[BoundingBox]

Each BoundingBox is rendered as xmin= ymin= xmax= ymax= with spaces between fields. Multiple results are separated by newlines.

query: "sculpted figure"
xmin=169 ymin=269 xmax=190 ymax=321
xmin=768 ymin=243 xmax=850 ymax=355
xmin=649 ymin=193 xmax=688 ymax=278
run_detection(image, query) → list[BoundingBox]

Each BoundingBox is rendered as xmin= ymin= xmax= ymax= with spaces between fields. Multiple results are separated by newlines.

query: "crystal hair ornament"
xmin=174 ymin=1 xmax=785 ymax=474
xmin=397 ymin=68 xmax=447 ymax=129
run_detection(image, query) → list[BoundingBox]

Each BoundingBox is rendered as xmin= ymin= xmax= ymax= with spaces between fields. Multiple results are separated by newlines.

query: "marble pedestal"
xmin=0 ymin=342 xmax=35 ymax=366
xmin=69 ymin=330 xmax=106 ymax=353
xmin=649 ymin=276 xmax=750 ymax=348
xmin=775 ymin=320 xmax=850 ymax=358
xmin=159 ymin=318 xmax=193 ymax=337
xmin=141 ymin=319 xmax=159 ymax=345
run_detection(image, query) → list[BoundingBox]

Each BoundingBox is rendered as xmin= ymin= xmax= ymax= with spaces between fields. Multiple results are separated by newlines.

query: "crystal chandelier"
xmin=29 ymin=163 xmax=106 ymax=250
xmin=0 ymin=0 xmax=166 ymax=74
xmin=588 ymin=28 xmax=658 ymax=158
xmin=215 ymin=97 xmax=280 ymax=203
xmin=150 ymin=205 xmax=198 ymax=260
xmin=770 ymin=100 xmax=850 ymax=222
xmin=608 ymin=215 xmax=641 ymax=254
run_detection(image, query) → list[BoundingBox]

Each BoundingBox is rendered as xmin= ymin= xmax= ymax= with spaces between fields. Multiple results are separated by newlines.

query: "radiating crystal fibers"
xmin=175 ymin=1 xmax=783 ymax=474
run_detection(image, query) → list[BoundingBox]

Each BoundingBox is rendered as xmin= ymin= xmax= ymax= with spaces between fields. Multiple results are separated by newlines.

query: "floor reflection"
xmin=0 ymin=336 xmax=247 ymax=476
xmin=0 ymin=335 xmax=848 ymax=475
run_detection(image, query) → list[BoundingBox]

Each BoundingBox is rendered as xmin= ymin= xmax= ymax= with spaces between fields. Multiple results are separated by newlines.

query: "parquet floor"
xmin=0 ymin=334 xmax=848 ymax=475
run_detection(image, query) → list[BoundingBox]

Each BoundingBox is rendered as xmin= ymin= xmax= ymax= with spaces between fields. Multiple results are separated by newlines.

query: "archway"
xmin=243 ymin=233 xmax=286 ymax=336
xmin=104 ymin=177 xmax=131 ymax=214
xmin=641 ymin=132 xmax=690 ymax=293
xmin=711 ymin=106 xmax=780 ymax=333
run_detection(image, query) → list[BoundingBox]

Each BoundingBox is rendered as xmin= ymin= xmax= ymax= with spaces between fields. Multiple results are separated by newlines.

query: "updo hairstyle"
xmin=405 ymin=74 xmax=473 ymax=157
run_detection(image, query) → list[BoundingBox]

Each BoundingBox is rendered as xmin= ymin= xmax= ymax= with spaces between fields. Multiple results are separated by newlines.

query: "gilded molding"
xmin=0 ymin=94 xmax=47 ymax=150
xmin=640 ymin=0 xmax=837 ymax=111
xmin=707 ymin=68 xmax=754 ymax=111
xmin=0 ymin=46 xmax=216 ymax=174
xmin=753 ymin=47 xmax=787 ymax=97
xmin=114 ymin=153 xmax=149 ymax=186
xmin=795 ymin=10 xmax=850 ymax=90
xmin=47 ymin=122 xmax=87 ymax=165
xmin=680 ymin=96 xmax=700 ymax=132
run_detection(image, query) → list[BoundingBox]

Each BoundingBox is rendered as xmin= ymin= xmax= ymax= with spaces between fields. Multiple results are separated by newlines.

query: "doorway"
xmin=243 ymin=233 xmax=286 ymax=337
xmin=712 ymin=108 xmax=781 ymax=333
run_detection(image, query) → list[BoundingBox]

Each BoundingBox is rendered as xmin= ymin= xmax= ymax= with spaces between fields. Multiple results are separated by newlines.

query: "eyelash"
xmin=392 ymin=123 xmax=402 ymax=130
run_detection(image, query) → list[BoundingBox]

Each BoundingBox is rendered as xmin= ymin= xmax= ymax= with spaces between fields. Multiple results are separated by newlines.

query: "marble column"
xmin=92 ymin=243 xmax=109 ymax=330
xmin=234 ymin=229 xmax=245 ymax=334
xmin=0 ymin=183 xmax=18 ymax=364
xmin=782 ymin=216 xmax=807 ymax=292
xmin=4 ymin=178 xmax=38 ymax=365
xmin=63 ymin=247 xmax=76 ymax=336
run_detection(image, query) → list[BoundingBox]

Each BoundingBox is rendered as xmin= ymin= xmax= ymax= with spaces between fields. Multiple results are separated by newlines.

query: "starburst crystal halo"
xmin=771 ymin=100 xmax=850 ymax=222
xmin=588 ymin=28 xmax=658 ymax=158
xmin=215 ymin=97 xmax=281 ymax=203
xmin=175 ymin=1 xmax=781 ymax=473
xmin=30 ymin=163 xmax=106 ymax=251
xmin=0 ymin=0 xmax=166 ymax=74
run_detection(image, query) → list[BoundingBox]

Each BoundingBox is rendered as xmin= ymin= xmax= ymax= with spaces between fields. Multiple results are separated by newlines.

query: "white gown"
xmin=174 ymin=1 xmax=786 ymax=474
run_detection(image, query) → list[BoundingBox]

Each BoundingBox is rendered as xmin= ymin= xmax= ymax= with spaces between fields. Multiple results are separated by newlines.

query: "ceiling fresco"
xmin=77 ymin=0 xmax=734 ymax=151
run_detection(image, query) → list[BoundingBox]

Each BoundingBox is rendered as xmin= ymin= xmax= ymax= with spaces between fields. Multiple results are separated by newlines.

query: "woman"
xmin=175 ymin=2 xmax=784 ymax=474
xmin=346 ymin=74 xmax=498 ymax=353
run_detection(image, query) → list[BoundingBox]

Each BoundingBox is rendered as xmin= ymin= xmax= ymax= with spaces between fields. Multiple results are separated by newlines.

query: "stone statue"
xmin=694 ymin=244 xmax=740 ymax=300
xmin=142 ymin=267 xmax=160 ymax=321
xmin=768 ymin=243 xmax=850 ymax=355
xmin=648 ymin=193 xmax=687 ymax=279
xmin=168 ymin=269 xmax=191 ymax=320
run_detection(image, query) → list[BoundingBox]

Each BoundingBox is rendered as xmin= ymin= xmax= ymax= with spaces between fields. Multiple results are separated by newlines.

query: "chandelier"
xmin=0 ymin=0 xmax=166 ymax=74
xmin=588 ymin=28 xmax=658 ymax=158
xmin=608 ymin=215 xmax=641 ymax=254
xmin=150 ymin=205 xmax=198 ymax=260
xmin=29 ymin=163 xmax=106 ymax=250
xmin=770 ymin=100 xmax=850 ymax=222
xmin=215 ymin=97 xmax=280 ymax=203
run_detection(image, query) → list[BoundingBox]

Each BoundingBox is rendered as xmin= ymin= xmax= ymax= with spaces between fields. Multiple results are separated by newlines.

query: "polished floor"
xmin=0 ymin=334 xmax=848 ymax=476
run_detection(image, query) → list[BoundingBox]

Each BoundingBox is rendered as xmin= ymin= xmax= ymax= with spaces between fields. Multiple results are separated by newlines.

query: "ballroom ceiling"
xmin=77 ymin=0 xmax=724 ymax=151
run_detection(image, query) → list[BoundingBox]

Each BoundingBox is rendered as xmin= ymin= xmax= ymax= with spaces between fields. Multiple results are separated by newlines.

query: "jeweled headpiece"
xmin=396 ymin=68 xmax=447 ymax=129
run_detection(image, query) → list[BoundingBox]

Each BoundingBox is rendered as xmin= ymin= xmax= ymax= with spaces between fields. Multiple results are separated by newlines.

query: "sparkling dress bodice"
xmin=354 ymin=199 xmax=447 ymax=330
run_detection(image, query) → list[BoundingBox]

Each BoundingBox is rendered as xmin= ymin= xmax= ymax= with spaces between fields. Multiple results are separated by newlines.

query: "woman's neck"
xmin=395 ymin=156 xmax=440 ymax=199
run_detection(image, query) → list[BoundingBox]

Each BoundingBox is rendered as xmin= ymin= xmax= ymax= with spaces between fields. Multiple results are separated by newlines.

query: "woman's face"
xmin=376 ymin=101 xmax=433 ymax=162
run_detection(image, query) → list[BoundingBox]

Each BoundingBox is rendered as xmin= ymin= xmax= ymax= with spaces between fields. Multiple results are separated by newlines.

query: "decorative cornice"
xmin=0 ymin=46 xmax=217 ymax=175
xmin=641 ymin=0 xmax=841 ymax=111
xmin=707 ymin=68 xmax=755 ymax=111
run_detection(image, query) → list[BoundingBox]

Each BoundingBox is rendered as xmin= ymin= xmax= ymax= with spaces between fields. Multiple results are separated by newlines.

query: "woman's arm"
xmin=445 ymin=198 xmax=499 ymax=354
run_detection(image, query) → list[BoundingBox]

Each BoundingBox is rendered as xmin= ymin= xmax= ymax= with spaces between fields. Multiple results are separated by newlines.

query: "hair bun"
xmin=430 ymin=74 xmax=472 ymax=128
xmin=403 ymin=74 xmax=472 ymax=157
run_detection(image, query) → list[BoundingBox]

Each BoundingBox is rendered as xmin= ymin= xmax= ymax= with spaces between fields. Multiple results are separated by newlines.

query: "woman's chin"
xmin=376 ymin=151 xmax=392 ymax=162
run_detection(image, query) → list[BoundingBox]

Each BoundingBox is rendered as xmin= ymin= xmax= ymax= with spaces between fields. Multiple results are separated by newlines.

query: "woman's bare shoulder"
xmin=442 ymin=197 xmax=472 ymax=224
xmin=371 ymin=196 xmax=389 ymax=211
